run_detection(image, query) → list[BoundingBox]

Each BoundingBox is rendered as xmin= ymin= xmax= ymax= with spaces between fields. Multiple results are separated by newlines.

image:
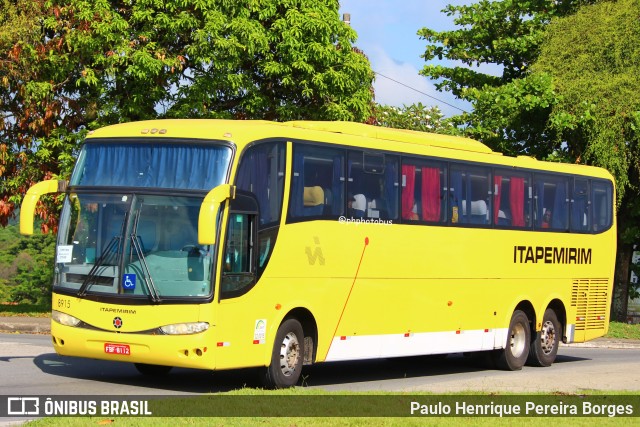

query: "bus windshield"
xmin=56 ymin=193 xmax=213 ymax=301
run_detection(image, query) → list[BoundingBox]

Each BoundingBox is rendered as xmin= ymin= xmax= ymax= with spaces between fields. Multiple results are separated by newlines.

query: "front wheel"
xmin=493 ymin=310 xmax=530 ymax=371
xmin=527 ymin=308 xmax=561 ymax=367
xmin=261 ymin=318 xmax=304 ymax=389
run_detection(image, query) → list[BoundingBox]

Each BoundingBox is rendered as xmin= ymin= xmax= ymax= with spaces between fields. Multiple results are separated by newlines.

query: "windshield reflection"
xmin=56 ymin=193 xmax=213 ymax=300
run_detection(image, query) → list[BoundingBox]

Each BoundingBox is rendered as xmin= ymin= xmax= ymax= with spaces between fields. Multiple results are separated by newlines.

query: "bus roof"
xmin=89 ymin=119 xmax=491 ymax=153
xmin=284 ymin=121 xmax=493 ymax=154
xmin=87 ymin=119 xmax=613 ymax=180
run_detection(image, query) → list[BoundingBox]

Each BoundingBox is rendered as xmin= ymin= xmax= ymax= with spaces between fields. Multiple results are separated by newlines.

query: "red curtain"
xmin=510 ymin=177 xmax=525 ymax=227
xmin=421 ymin=167 xmax=441 ymax=221
xmin=401 ymin=165 xmax=416 ymax=220
xmin=493 ymin=175 xmax=502 ymax=224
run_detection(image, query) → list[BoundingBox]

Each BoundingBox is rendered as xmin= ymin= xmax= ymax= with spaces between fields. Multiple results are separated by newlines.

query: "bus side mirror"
xmin=198 ymin=184 xmax=236 ymax=245
xmin=20 ymin=180 xmax=68 ymax=235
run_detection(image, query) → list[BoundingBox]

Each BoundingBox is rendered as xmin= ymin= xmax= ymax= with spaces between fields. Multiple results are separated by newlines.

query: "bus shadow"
xmin=302 ymin=352 xmax=592 ymax=387
xmin=302 ymin=354 xmax=489 ymax=387
xmin=33 ymin=351 xmax=591 ymax=393
xmin=33 ymin=353 xmax=264 ymax=393
xmin=553 ymin=353 xmax=591 ymax=364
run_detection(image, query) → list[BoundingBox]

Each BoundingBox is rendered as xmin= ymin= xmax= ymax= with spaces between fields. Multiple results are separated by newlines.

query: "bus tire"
xmin=527 ymin=308 xmax=560 ymax=367
xmin=493 ymin=310 xmax=530 ymax=371
xmin=261 ymin=318 xmax=304 ymax=389
xmin=134 ymin=363 xmax=172 ymax=376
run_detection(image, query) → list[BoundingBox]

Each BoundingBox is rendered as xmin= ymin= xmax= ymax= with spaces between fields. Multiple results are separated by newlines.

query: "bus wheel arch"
xmin=527 ymin=301 xmax=564 ymax=367
xmin=285 ymin=307 xmax=318 ymax=366
xmin=261 ymin=308 xmax=317 ymax=389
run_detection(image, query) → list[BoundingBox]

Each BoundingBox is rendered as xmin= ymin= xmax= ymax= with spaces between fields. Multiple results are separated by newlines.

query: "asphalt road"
xmin=1 ymin=333 xmax=640 ymax=395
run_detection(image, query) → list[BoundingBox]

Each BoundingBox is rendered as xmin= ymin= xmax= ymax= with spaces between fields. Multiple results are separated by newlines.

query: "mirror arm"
xmin=20 ymin=180 xmax=68 ymax=235
xmin=198 ymin=184 xmax=236 ymax=245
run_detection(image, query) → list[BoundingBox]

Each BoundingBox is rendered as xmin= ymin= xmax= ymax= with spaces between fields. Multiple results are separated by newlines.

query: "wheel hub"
xmin=279 ymin=331 xmax=300 ymax=377
xmin=510 ymin=323 xmax=527 ymax=358
xmin=540 ymin=320 xmax=556 ymax=355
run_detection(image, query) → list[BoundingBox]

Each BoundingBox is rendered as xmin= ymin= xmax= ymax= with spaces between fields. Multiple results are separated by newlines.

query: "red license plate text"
xmin=104 ymin=343 xmax=131 ymax=355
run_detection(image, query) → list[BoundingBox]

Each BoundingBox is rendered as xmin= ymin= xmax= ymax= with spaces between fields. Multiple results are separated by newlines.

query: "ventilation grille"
xmin=571 ymin=279 xmax=609 ymax=331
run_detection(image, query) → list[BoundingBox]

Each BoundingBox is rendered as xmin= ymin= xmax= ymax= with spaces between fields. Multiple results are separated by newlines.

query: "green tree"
xmin=419 ymin=0 xmax=639 ymax=320
xmin=418 ymin=0 xmax=597 ymax=156
xmin=371 ymin=103 xmax=448 ymax=133
xmin=531 ymin=0 xmax=640 ymax=320
xmin=0 ymin=224 xmax=55 ymax=304
xmin=0 ymin=0 xmax=374 ymax=230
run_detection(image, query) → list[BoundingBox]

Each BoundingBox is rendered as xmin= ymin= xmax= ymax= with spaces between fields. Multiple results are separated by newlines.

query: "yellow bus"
xmin=20 ymin=120 xmax=616 ymax=388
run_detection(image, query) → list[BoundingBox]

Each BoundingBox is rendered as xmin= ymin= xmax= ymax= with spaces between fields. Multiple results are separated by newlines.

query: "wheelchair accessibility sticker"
xmin=123 ymin=274 xmax=136 ymax=290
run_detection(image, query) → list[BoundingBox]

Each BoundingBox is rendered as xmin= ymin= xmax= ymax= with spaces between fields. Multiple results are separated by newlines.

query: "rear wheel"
xmin=261 ymin=318 xmax=304 ymax=389
xmin=527 ymin=308 xmax=561 ymax=367
xmin=493 ymin=310 xmax=530 ymax=371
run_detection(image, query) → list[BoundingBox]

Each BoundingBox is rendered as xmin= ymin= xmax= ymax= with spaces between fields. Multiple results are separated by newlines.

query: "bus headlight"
xmin=160 ymin=322 xmax=209 ymax=335
xmin=52 ymin=310 xmax=82 ymax=327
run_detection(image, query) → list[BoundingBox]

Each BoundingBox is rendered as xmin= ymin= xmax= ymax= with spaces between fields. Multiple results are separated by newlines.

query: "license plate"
xmin=104 ymin=343 xmax=131 ymax=355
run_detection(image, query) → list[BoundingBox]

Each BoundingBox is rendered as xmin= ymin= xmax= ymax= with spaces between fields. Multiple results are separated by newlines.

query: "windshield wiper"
xmin=130 ymin=212 xmax=161 ymax=303
xmin=77 ymin=235 xmax=121 ymax=297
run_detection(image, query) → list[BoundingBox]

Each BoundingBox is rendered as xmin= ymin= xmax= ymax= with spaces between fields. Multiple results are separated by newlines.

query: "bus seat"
xmin=352 ymin=194 xmax=367 ymax=218
xmin=303 ymin=186 xmax=324 ymax=216
xmin=470 ymin=200 xmax=487 ymax=224
xmin=367 ymin=198 xmax=388 ymax=219
xmin=462 ymin=200 xmax=488 ymax=224
xmin=498 ymin=210 xmax=510 ymax=226
xmin=323 ymin=188 xmax=333 ymax=214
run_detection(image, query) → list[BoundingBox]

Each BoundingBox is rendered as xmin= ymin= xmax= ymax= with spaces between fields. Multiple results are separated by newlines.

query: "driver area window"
xmin=220 ymin=212 xmax=255 ymax=297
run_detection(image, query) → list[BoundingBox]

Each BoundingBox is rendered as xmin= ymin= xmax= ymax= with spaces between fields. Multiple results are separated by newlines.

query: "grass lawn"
xmin=605 ymin=321 xmax=640 ymax=340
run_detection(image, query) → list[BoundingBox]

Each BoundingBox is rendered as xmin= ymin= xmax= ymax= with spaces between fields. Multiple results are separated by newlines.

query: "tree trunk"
xmin=611 ymin=242 xmax=632 ymax=322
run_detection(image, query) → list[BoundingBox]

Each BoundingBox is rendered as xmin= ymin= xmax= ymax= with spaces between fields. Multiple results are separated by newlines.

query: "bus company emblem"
xmin=113 ymin=317 xmax=123 ymax=329
xmin=305 ymin=236 xmax=325 ymax=266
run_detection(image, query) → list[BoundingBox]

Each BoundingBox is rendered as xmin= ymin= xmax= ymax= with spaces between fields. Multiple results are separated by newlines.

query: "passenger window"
xmin=534 ymin=175 xmax=569 ymax=231
xmin=450 ymin=165 xmax=491 ymax=225
xmin=348 ymin=151 xmax=398 ymax=220
xmin=401 ymin=159 xmax=446 ymax=222
xmin=592 ymin=180 xmax=613 ymax=232
xmin=236 ymin=142 xmax=285 ymax=226
xmin=289 ymin=144 xmax=344 ymax=219
xmin=571 ymin=179 xmax=590 ymax=232
xmin=493 ymin=171 xmax=531 ymax=228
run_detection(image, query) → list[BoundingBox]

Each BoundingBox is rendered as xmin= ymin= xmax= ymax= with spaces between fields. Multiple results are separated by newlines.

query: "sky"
xmin=338 ymin=0 xmax=472 ymax=117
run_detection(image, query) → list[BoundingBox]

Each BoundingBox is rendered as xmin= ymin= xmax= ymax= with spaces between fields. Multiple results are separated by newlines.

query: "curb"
xmin=0 ymin=317 xmax=51 ymax=334
xmin=563 ymin=338 xmax=640 ymax=349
